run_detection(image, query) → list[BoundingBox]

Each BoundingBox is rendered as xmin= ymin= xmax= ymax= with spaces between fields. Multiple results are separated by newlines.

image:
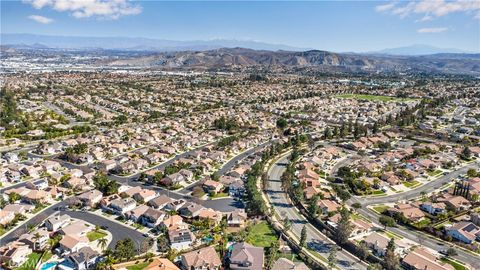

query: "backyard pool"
xmin=40 ymin=261 xmax=58 ymax=270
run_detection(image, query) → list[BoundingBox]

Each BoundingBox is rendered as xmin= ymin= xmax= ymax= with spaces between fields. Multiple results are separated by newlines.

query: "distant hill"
xmin=367 ymin=44 xmax=470 ymax=56
xmin=0 ymin=33 xmax=309 ymax=52
xmin=99 ymin=47 xmax=480 ymax=75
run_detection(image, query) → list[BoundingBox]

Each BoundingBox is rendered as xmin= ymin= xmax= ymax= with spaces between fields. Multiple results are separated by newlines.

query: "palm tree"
xmin=98 ymin=237 xmax=108 ymax=251
xmin=33 ymin=232 xmax=42 ymax=251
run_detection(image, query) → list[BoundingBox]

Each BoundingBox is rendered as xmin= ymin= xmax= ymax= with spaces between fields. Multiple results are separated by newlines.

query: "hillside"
xmin=101 ymin=48 xmax=480 ymax=75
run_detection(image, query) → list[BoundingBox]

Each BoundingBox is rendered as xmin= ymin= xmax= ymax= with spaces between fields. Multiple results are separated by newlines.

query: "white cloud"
xmin=375 ymin=2 xmax=397 ymax=12
xmin=23 ymin=0 xmax=142 ymax=19
xmin=28 ymin=14 xmax=54 ymax=24
xmin=417 ymin=27 xmax=449 ymax=33
xmin=416 ymin=15 xmax=434 ymax=22
xmin=375 ymin=0 xmax=480 ymax=20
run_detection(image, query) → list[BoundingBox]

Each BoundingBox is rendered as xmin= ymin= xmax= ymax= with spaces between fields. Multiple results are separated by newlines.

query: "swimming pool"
xmin=40 ymin=261 xmax=57 ymax=270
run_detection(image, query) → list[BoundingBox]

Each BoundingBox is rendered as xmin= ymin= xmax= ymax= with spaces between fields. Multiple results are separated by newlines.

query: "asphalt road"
xmin=267 ymin=154 xmax=367 ymax=270
xmin=352 ymin=162 xmax=480 ymax=206
xmin=345 ymin=161 xmax=480 ymax=267
xmin=0 ymin=201 xmax=151 ymax=250
xmin=179 ymin=140 xmax=275 ymax=195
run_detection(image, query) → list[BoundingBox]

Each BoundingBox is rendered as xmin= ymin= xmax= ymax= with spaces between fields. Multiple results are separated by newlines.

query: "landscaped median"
xmin=258 ymin=150 xmax=336 ymax=270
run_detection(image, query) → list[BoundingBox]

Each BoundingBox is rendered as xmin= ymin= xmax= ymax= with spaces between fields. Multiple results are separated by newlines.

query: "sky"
xmin=1 ymin=0 xmax=479 ymax=52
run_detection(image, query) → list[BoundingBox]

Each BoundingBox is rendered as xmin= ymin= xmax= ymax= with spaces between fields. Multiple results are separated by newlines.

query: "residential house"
xmin=58 ymin=234 xmax=89 ymax=254
xmin=127 ymin=205 xmax=150 ymax=223
xmin=161 ymin=173 xmax=185 ymax=186
xmin=108 ymin=197 xmax=137 ymax=215
xmin=148 ymin=195 xmax=173 ymax=210
xmin=227 ymin=209 xmax=248 ymax=228
xmin=317 ymin=200 xmax=341 ymax=215
xmin=26 ymin=178 xmax=49 ymax=190
xmin=203 ymin=180 xmax=224 ymax=194
xmin=18 ymin=228 xmax=50 ymax=250
xmin=0 ymin=210 xmax=15 ymax=226
xmin=271 ymin=258 xmax=309 ymax=270
xmin=198 ymin=208 xmax=223 ymax=225
xmin=180 ymin=246 xmax=222 ymax=270
xmin=45 ymin=214 xmax=71 ymax=231
xmin=77 ymin=190 xmax=103 ymax=207
xmin=402 ymin=247 xmax=454 ymax=270
xmin=388 ymin=204 xmax=425 ymax=223
xmin=161 ymin=215 xmax=186 ymax=231
xmin=420 ymin=202 xmax=447 ymax=215
xmin=446 ymin=221 xmax=480 ymax=244
xmin=58 ymin=246 xmax=100 ymax=270
xmin=229 ymin=242 xmax=264 ymax=270
xmin=164 ymin=199 xmax=186 ymax=212
xmin=143 ymin=258 xmax=180 ymax=270
xmin=168 ymin=228 xmax=196 ymax=251
xmin=363 ymin=232 xmax=407 ymax=257
xmin=179 ymin=202 xmax=204 ymax=218
xmin=139 ymin=208 xmax=166 ymax=228
xmin=0 ymin=241 xmax=32 ymax=267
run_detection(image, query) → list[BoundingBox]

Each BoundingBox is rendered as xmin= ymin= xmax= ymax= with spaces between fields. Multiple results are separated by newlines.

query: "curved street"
xmin=0 ymin=201 xmax=151 ymax=250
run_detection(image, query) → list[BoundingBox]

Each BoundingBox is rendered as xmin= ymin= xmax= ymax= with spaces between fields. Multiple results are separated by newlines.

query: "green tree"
xmin=335 ymin=207 xmax=353 ymax=245
xmin=98 ymin=237 xmax=108 ymax=251
xmin=276 ymin=118 xmax=288 ymax=129
xmin=8 ymin=192 xmax=20 ymax=204
xmin=379 ymin=215 xmax=396 ymax=230
xmin=157 ymin=234 xmax=170 ymax=253
xmin=266 ymin=238 xmax=280 ymax=269
xmin=446 ymin=247 xmax=457 ymax=257
xmin=357 ymin=241 xmax=369 ymax=261
xmin=93 ymin=172 xmax=119 ymax=195
xmin=308 ymin=195 xmax=319 ymax=218
xmin=300 ymin=225 xmax=307 ymax=247
xmin=460 ymin=146 xmax=472 ymax=160
xmin=467 ymin=168 xmax=477 ymax=178
xmin=351 ymin=202 xmax=362 ymax=211
xmin=114 ymin=238 xmax=136 ymax=261
xmin=32 ymin=232 xmax=42 ymax=251
xmin=385 ymin=238 xmax=400 ymax=270
xmin=328 ymin=246 xmax=337 ymax=269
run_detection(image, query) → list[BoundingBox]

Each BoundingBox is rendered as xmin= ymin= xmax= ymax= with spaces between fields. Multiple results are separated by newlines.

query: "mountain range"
xmin=2 ymin=33 xmax=475 ymax=56
xmin=100 ymin=48 xmax=480 ymax=75
xmin=0 ymin=33 xmax=308 ymax=52
xmin=2 ymin=34 xmax=479 ymax=75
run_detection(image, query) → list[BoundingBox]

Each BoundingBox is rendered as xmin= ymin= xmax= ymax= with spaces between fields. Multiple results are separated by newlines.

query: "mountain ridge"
xmin=98 ymin=47 xmax=480 ymax=75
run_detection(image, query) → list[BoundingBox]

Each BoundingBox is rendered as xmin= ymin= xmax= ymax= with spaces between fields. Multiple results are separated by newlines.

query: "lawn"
xmin=372 ymin=205 xmax=389 ymax=214
xmin=413 ymin=218 xmax=431 ymax=229
xmin=440 ymin=258 xmax=468 ymax=270
xmin=370 ymin=190 xmax=386 ymax=195
xmin=210 ymin=192 xmax=229 ymax=198
xmin=427 ymin=170 xmax=443 ymax=177
xmin=15 ymin=252 xmax=42 ymax=270
xmin=246 ymin=221 xmax=278 ymax=248
xmin=87 ymin=230 xmax=107 ymax=242
xmin=335 ymin=94 xmax=416 ymax=102
xmin=126 ymin=262 xmax=150 ymax=270
xmin=403 ymin=180 xmax=420 ymax=188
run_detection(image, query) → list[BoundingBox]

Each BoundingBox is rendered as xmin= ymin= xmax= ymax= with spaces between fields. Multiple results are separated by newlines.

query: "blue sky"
xmin=1 ymin=0 xmax=479 ymax=52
